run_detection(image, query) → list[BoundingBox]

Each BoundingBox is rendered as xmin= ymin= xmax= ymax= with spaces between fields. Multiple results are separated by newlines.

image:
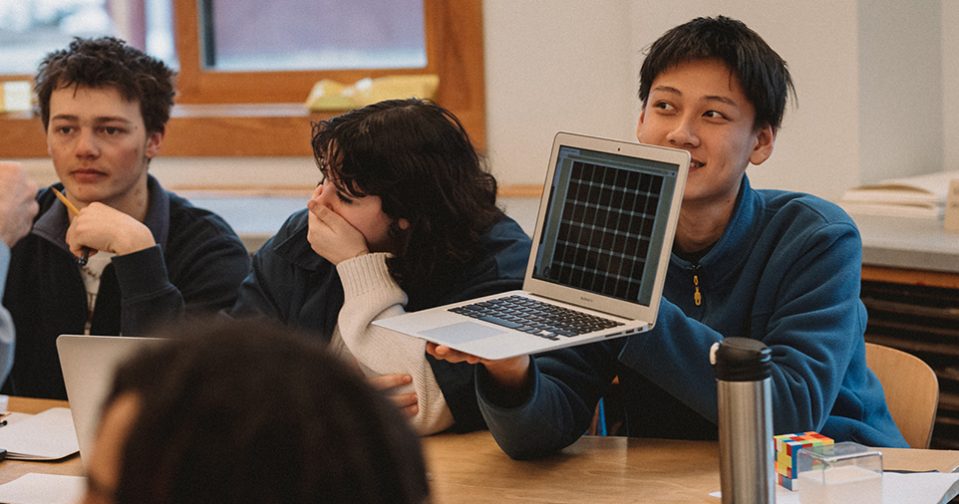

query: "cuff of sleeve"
xmin=110 ymin=245 xmax=172 ymax=299
xmin=336 ymin=252 xmax=402 ymax=299
xmin=0 ymin=241 xmax=9 ymax=293
xmin=476 ymin=358 xmax=538 ymax=411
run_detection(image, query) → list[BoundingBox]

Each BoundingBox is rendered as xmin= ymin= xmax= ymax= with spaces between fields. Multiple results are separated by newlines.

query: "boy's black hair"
xmin=639 ymin=16 xmax=795 ymax=130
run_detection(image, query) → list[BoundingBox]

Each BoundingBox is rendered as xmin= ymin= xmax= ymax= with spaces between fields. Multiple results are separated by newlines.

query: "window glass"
xmin=0 ymin=0 xmax=176 ymax=75
xmin=201 ymin=0 xmax=425 ymax=71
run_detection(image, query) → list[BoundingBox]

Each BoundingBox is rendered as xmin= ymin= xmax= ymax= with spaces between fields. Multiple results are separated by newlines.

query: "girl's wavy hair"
xmin=312 ymin=98 xmax=501 ymax=299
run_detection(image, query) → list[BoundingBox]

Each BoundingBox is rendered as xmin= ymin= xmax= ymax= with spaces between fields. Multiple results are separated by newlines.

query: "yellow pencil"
xmin=50 ymin=187 xmax=90 ymax=265
xmin=51 ymin=187 xmax=80 ymax=216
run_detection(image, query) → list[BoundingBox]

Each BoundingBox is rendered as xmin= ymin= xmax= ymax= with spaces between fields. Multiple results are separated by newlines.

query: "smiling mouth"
xmin=690 ymin=159 xmax=705 ymax=169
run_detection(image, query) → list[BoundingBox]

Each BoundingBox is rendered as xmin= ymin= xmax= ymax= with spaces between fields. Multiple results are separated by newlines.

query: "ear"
xmin=635 ymin=110 xmax=646 ymax=141
xmin=748 ymin=124 xmax=776 ymax=166
xmin=145 ymin=130 xmax=164 ymax=160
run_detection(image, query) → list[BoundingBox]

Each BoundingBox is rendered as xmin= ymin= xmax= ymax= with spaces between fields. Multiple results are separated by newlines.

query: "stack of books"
xmin=838 ymin=171 xmax=958 ymax=219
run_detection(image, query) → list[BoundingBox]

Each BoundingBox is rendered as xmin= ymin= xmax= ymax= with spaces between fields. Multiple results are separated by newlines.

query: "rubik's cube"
xmin=773 ymin=431 xmax=834 ymax=491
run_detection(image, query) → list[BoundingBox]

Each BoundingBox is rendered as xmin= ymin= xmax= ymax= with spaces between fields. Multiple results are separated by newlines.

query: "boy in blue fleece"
xmin=429 ymin=15 xmax=907 ymax=458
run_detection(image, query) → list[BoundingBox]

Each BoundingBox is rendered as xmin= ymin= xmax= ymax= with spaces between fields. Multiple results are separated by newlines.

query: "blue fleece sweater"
xmin=478 ymin=176 xmax=907 ymax=459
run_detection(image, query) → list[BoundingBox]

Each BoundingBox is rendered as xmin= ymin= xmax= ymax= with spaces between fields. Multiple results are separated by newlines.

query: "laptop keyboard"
xmin=449 ymin=295 xmax=624 ymax=340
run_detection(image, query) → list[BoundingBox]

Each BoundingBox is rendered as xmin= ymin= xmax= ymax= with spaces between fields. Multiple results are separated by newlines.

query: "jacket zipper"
xmin=692 ymin=265 xmax=702 ymax=306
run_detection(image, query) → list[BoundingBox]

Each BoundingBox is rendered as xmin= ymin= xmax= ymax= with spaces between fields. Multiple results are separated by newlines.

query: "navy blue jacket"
xmin=230 ymin=209 xmax=531 ymax=432
xmin=3 ymin=176 xmax=251 ymax=399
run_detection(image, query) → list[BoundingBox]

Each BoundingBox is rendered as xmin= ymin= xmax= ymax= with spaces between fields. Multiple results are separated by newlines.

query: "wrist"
xmin=484 ymin=355 xmax=532 ymax=390
xmin=114 ymin=230 xmax=156 ymax=256
xmin=332 ymin=247 xmax=369 ymax=265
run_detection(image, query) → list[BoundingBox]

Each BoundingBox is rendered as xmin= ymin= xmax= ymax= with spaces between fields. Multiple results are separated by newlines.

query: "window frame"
xmin=0 ymin=0 xmax=486 ymax=157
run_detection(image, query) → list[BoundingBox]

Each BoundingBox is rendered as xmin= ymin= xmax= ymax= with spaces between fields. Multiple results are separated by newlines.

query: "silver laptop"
xmin=374 ymin=132 xmax=689 ymax=359
xmin=57 ymin=334 xmax=165 ymax=468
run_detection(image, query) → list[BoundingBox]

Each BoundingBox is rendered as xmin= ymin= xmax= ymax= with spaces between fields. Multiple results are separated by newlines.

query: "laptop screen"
xmin=531 ymin=145 xmax=680 ymax=305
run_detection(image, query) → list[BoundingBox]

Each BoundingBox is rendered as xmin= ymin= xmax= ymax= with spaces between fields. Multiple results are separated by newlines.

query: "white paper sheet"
xmin=0 ymin=408 xmax=79 ymax=460
xmin=0 ymin=473 xmax=86 ymax=504
xmin=710 ymin=471 xmax=959 ymax=503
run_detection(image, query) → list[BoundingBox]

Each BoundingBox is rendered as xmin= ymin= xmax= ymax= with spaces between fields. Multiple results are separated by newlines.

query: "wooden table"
xmin=424 ymin=433 xmax=959 ymax=503
xmin=424 ymin=433 xmax=720 ymax=503
xmin=4 ymin=397 xmax=959 ymax=503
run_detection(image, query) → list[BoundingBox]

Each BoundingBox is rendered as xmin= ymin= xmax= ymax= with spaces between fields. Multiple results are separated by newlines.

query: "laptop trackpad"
xmin=421 ymin=322 xmax=505 ymax=344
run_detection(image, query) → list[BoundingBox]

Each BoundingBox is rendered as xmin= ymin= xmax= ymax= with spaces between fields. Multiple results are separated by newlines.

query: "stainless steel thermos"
xmin=711 ymin=337 xmax=775 ymax=504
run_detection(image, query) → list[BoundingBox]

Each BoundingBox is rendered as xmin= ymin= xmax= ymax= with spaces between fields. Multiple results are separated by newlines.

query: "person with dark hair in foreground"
xmin=81 ymin=318 xmax=429 ymax=504
xmin=430 ymin=15 xmax=907 ymax=458
xmin=229 ymin=98 xmax=531 ymax=435
xmin=2 ymin=37 xmax=250 ymax=399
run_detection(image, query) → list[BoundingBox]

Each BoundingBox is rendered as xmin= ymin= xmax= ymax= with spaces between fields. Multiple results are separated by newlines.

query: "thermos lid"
xmin=710 ymin=337 xmax=772 ymax=381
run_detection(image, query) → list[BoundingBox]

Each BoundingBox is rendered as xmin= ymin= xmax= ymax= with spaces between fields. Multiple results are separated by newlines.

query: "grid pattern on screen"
xmin=547 ymin=160 xmax=663 ymax=300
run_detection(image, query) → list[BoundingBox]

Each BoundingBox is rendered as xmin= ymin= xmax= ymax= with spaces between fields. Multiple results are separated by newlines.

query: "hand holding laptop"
xmin=426 ymin=342 xmax=532 ymax=390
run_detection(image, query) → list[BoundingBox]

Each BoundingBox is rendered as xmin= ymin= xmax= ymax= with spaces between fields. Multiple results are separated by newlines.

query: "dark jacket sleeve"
xmin=477 ymin=339 xmax=622 ymax=459
xmin=112 ymin=216 xmax=250 ymax=335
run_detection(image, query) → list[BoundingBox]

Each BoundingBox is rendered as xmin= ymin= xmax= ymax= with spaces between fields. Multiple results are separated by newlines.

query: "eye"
xmin=652 ymin=101 xmax=675 ymax=112
xmin=703 ymin=110 xmax=729 ymax=121
xmin=335 ymin=190 xmax=354 ymax=205
xmin=54 ymin=125 xmax=75 ymax=135
xmin=99 ymin=126 xmax=125 ymax=136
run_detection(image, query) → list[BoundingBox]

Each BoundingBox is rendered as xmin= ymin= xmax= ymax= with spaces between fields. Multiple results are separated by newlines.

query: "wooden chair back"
xmin=865 ymin=342 xmax=939 ymax=448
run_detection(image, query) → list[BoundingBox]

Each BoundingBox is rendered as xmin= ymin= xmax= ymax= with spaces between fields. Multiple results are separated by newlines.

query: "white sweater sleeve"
xmin=335 ymin=252 xmax=454 ymax=435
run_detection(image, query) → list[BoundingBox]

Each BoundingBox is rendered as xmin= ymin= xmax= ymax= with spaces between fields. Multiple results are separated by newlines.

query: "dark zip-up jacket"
xmin=3 ymin=176 xmax=251 ymax=399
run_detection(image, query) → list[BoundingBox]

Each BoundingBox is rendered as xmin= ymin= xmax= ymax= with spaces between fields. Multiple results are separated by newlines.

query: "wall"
xmin=858 ymin=0 xmax=941 ymax=182
xmin=20 ymin=1 xmax=951 ymax=202
xmin=943 ymin=0 xmax=959 ymax=172
xmin=484 ymin=0 xmax=948 ymax=201
xmin=483 ymin=0 xmax=636 ymax=189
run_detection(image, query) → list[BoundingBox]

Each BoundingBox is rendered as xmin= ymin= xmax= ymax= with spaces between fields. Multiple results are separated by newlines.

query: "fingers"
xmin=369 ymin=373 xmax=412 ymax=391
xmin=305 ymin=203 xmax=369 ymax=265
xmin=390 ymin=392 xmax=419 ymax=418
xmin=426 ymin=343 xmax=484 ymax=365
xmin=369 ymin=374 xmax=419 ymax=419
xmin=314 ymin=205 xmax=349 ymax=231
xmin=427 ymin=344 xmax=532 ymax=390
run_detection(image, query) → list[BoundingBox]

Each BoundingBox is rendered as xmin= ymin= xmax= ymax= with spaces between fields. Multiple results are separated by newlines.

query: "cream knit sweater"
xmin=330 ymin=252 xmax=454 ymax=435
